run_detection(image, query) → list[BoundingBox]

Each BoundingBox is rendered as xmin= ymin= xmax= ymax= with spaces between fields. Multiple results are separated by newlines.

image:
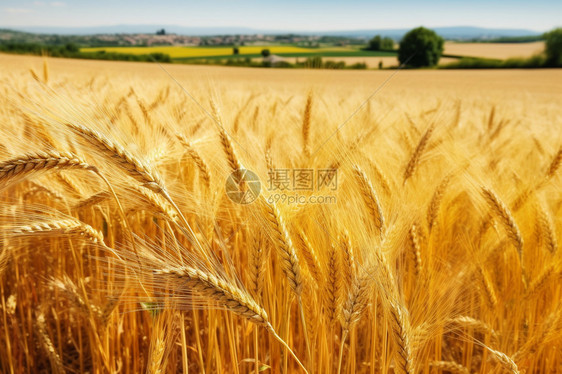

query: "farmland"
xmin=443 ymin=41 xmax=545 ymax=59
xmin=81 ymin=45 xmax=396 ymax=60
xmin=80 ymin=41 xmax=546 ymax=68
xmin=0 ymin=53 xmax=561 ymax=373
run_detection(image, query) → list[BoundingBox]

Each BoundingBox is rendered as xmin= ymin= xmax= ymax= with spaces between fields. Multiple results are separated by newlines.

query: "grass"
xmin=0 ymin=54 xmax=561 ymax=373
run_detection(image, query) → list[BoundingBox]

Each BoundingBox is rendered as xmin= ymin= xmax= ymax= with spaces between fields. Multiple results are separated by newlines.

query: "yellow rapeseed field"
xmin=0 ymin=53 xmax=561 ymax=373
xmin=81 ymin=45 xmax=350 ymax=58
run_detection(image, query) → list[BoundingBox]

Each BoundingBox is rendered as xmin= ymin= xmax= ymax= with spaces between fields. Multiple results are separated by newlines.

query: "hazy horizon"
xmin=1 ymin=0 xmax=560 ymax=33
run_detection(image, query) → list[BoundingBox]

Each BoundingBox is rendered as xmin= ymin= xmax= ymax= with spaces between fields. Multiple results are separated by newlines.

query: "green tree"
xmin=233 ymin=46 xmax=239 ymax=55
xmin=544 ymin=28 xmax=562 ymax=66
xmin=261 ymin=48 xmax=270 ymax=57
xmin=368 ymin=35 xmax=382 ymax=50
xmin=368 ymin=35 xmax=394 ymax=51
xmin=398 ymin=27 xmax=444 ymax=67
xmin=381 ymin=37 xmax=394 ymax=50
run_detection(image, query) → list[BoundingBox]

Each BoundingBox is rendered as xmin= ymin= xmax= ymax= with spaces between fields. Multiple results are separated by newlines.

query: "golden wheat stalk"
xmin=51 ymin=275 xmax=103 ymax=319
xmin=408 ymin=224 xmax=423 ymax=277
xmin=486 ymin=347 xmax=520 ymax=374
xmin=536 ymin=203 xmax=558 ymax=254
xmin=404 ymin=124 xmax=434 ymax=183
xmin=11 ymin=218 xmax=105 ymax=244
xmin=210 ymin=98 xmax=244 ymax=172
xmin=446 ymin=316 xmax=499 ymax=341
xmin=339 ymin=230 xmax=356 ymax=289
xmin=130 ymin=186 xmax=179 ymax=223
xmin=477 ymin=265 xmax=498 ymax=309
xmin=176 ymin=133 xmax=212 ymax=189
xmin=353 ymin=165 xmax=385 ymax=236
xmin=427 ymin=174 xmax=451 ymax=231
xmin=0 ymin=150 xmax=96 ymax=188
xmin=325 ymin=243 xmax=341 ymax=325
xmin=337 ymin=263 xmax=373 ymax=374
xmin=545 ymin=146 xmax=562 ymax=180
xmin=66 ymin=122 xmax=164 ymax=192
xmin=35 ymin=311 xmax=64 ymax=374
xmin=261 ymin=201 xmax=303 ymax=296
xmin=153 ymin=264 xmax=308 ymax=373
xmin=55 ymin=172 xmax=83 ymax=197
xmin=248 ymin=232 xmax=266 ymax=298
xmin=74 ymin=191 xmax=111 ymax=209
xmin=481 ymin=187 xmax=523 ymax=259
xmin=389 ymin=301 xmax=414 ymax=374
xmin=295 ymin=231 xmax=322 ymax=285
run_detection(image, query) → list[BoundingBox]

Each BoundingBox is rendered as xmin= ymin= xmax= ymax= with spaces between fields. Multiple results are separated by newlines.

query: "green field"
xmin=81 ymin=45 xmax=396 ymax=60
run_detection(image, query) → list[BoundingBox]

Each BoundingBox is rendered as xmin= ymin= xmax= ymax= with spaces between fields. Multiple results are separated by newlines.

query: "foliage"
xmin=398 ymin=27 xmax=444 ymax=67
xmin=261 ymin=48 xmax=271 ymax=57
xmin=367 ymin=35 xmax=394 ymax=51
xmin=0 ymin=42 xmax=171 ymax=62
xmin=544 ymin=28 xmax=562 ymax=66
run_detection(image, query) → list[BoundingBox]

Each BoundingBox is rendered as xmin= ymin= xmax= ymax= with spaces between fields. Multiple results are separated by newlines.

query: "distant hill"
xmin=8 ymin=25 xmax=543 ymax=40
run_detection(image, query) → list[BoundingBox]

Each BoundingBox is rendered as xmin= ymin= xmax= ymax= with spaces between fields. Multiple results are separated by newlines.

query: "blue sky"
xmin=1 ymin=0 xmax=560 ymax=31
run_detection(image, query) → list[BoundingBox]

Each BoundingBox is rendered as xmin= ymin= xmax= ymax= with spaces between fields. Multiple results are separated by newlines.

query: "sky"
xmin=0 ymin=0 xmax=560 ymax=32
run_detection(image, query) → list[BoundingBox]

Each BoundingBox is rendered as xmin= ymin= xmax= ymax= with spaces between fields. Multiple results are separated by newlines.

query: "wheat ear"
xmin=51 ymin=276 xmax=103 ymax=320
xmin=261 ymin=201 xmax=311 ymax=360
xmin=210 ymin=99 xmax=243 ymax=172
xmin=537 ymin=203 xmax=558 ymax=254
xmin=389 ymin=301 xmax=414 ymax=374
xmin=74 ymin=191 xmax=111 ymax=209
xmin=295 ymin=231 xmax=322 ymax=285
xmin=248 ymin=232 xmax=266 ymax=298
xmin=35 ymin=311 xmax=64 ymax=374
xmin=0 ymin=150 xmax=96 ymax=188
xmin=404 ymin=124 xmax=434 ymax=183
xmin=66 ymin=123 xmax=201 ymax=252
xmin=486 ymin=347 xmax=520 ymax=374
xmin=353 ymin=165 xmax=385 ymax=237
xmin=481 ymin=187 xmax=523 ymax=259
xmin=339 ymin=230 xmax=356 ymax=289
xmin=427 ymin=174 xmax=451 ymax=231
xmin=176 ymin=133 xmax=212 ymax=189
xmin=262 ymin=201 xmax=303 ymax=296
xmin=446 ymin=316 xmax=499 ymax=342
xmin=154 ymin=265 xmax=308 ymax=373
xmin=325 ymin=244 xmax=341 ymax=325
xmin=66 ymin=122 xmax=164 ymax=192
xmin=11 ymin=218 xmax=105 ymax=244
xmin=409 ymin=223 xmax=423 ymax=277
xmin=337 ymin=263 xmax=373 ymax=374
xmin=545 ymin=146 xmax=562 ymax=180
xmin=477 ymin=265 xmax=498 ymax=309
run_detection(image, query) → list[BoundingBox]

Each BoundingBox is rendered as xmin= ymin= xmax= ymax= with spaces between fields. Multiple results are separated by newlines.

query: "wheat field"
xmin=0 ymin=54 xmax=561 ymax=373
xmin=443 ymin=42 xmax=545 ymax=60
